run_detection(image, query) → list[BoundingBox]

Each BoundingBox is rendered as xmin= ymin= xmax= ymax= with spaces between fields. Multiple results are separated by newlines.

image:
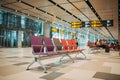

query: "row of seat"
xmin=109 ymin=43 xmax=120 ymax=50
xmin=26 ymin=36 xmax=86 ymax=73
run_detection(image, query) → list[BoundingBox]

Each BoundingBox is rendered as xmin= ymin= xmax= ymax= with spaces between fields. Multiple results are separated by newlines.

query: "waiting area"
xmin=0 ymin=0 xmax=120 ymax=80
xmin=0 ymin=47 xmax=120 ymax=80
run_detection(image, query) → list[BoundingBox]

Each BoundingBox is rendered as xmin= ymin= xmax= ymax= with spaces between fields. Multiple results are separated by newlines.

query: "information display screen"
xmin=102 ymin=20 xmax=113 ymax=27
xmin=71 ymin=20 xmax=113 ymax=28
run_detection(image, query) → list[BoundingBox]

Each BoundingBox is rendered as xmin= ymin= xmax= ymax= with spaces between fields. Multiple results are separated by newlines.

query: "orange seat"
xmin=71 ymin=39 xmax=78 ymax=50
xmin=67 ymin=39 xmax=74 ymax=51
xmin=53 ymin=38 xmax=74 ymax=62
xmin=61 ymin=39 xmax=69 ymax=50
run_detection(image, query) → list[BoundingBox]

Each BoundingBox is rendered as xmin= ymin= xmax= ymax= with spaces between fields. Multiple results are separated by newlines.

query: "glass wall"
xmin=0 ymin=29 xmax=18 ymax=47
xmin=50 ymin=23 xmax=75 ymax=39
xmin=50 ymin=22 xmax=103 ymax=47
xmin=0 ymin=10 xmax=44 ymax=47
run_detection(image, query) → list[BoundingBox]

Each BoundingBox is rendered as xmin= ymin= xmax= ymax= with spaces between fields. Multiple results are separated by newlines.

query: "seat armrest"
xmin=32 ymin=45 xmax=44 ymax=53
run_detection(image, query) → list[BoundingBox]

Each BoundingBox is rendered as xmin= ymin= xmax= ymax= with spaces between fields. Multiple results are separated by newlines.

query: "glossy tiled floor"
xmin=0 ymin=47 xmax=120 ymax=80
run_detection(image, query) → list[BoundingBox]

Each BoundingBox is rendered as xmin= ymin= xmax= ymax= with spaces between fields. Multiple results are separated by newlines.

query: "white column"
xmin=18 ymin=31 xmax=23 ymax=47
xmin=44 ymin=22 xmax=50 ymax=37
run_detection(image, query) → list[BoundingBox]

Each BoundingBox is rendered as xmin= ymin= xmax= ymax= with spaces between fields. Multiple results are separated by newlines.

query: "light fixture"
xmin=15 ymin=10 xmax=17 ymax=12
xmin=33 ymin=7 xmax=36 ymax=9
xmin=18 ymin=0 xmax=22 ymax=2
xmin=37 ymin=17 xmax=39 ymax=19
xmin=52 ymin=27 xmax=58 ymax=32
xmin=60 ymin=30 xmax=64 ymax=34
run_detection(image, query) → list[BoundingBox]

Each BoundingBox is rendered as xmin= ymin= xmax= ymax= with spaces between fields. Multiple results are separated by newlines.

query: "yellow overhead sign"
xmin=71 ymin=22 xmax=83 ymax=28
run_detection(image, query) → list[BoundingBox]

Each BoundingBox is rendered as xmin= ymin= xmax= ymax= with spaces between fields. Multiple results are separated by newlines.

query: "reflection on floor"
xmin=0 ymin=48 xmax=120 ymax=80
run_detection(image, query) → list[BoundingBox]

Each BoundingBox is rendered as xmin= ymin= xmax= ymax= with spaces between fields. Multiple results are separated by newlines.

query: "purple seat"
xmin=43 ymin=37 xmax=58 ymax=55
xmin=26 ymin=36 xmax=47 ymax=73
xmin=30 ymin=36 xmax=44 ymax=55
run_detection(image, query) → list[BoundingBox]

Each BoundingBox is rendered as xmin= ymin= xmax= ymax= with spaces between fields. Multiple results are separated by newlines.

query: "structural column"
xmin=18 ymin=31 xmax=23 ymax=47
xmin=44 ymin=22 xmax=51 ymax=37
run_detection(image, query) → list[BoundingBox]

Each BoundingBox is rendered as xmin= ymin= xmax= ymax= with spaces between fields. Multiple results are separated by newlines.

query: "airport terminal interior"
xmin=0 ymin=0 xmax=120 ymax=80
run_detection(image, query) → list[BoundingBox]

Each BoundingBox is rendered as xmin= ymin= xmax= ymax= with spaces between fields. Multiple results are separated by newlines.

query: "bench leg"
xmin=26 ymin=57 xmax=36 ymax=70
xmin=66 ymin=53 xmax=74 ymax=63
xmin=37 ymin=60 xmax=47 ymax=73
xmin=59 ymin=54 xmax=66 ymax=62
xmin=81 ymin=51 xmax=86 ymax=59
xmin=75 ymin=51 xmax=86 ymax=59
xmin=118 ymin=49 xmax=120 ymax=56
xmin=59 ymin=53 xmax=74 ymax=63
xmin=26 ymin=57 xmax=47 ymax=73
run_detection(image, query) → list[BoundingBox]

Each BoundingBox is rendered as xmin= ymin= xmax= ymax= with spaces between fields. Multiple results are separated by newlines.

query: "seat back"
xmin=53 ymin=38 xmax=62 ymax=50
xmin=61 ymin=39 xmax=68 ymax=50
xmin=67 ymin=39 xmax=73 ymax=50
xmin=30 ymin=36 xmax=43 ymax=54
xmin=71 ymin=39 xmax=78 ymax=49
xmin=43 ymin=37 xmax=54 ymax=52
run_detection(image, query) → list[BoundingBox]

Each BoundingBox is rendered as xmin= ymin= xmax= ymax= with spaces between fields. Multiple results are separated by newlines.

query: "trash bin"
xmin=105 ymin=46 xmax=110 ymax=53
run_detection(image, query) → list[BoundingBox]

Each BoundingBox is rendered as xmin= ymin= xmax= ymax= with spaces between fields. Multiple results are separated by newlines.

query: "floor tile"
xmin=0 ymin=65 xmax=25 ymax=76
xmin=41 ymin=72 xmax=64 ymax=80
xmin=93 ymin=72 xmax=120 ymax=80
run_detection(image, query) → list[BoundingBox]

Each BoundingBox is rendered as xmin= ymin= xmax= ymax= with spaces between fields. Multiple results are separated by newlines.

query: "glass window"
xmin=0 ymin=11 xmax=3 ymax=25
xmin=21 ymin=16 xmax=25 ymax=29
xmin=0 ymin=10 xmax=44 ymax=47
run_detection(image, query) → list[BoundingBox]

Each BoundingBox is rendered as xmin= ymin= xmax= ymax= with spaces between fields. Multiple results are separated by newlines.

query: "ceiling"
xmin=0 ymin=0 xmax=118 ymax=39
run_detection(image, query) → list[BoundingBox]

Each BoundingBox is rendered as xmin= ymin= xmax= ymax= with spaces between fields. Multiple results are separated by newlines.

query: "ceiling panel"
xmin=0 ymin=0 xmax=17 ymax=4
xmin=89 ymin=0 xmax=118 ymax=39
xmin=2 ymin=2 xmax=32 ymax=10
xmin=73 ymin=1 xmax=98 ymax=21
xmin=39 ymin=5 xmax=71 ymax=20
xmin=13 ymin=2 xmax=32 ymax=9
xmin=69 ymin=0 xmax=84 ymax=2
xmin=2 ymin=4 xmax=24 ymax=11
xmin=29 ymin=8 xmax=44 ymax=16
xmin=56 ymin=14 xmax=79 ymax=22
xmin=23 ymin=0 xmax=54 ymax=8
xmin=73 ymin=1 xmax=89 ymax=9
xmin=89 ymin=0 xmax=115 ymax=20
xmin=52 ymin=0 xmax=68 ymax=4
xmin=60 ymin=3 xmax=76 ymax=11
xmin=75 ymin=14 xmax=89 ymax=21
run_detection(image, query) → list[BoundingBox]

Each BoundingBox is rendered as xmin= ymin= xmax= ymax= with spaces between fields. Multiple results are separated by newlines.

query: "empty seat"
xmin=53 ymin=38 xmax=74 ymax=62
xmin=71 ymin=39 xmax=86 ymax=59
xmin=26 ymin=36 xmax=47 ymax=73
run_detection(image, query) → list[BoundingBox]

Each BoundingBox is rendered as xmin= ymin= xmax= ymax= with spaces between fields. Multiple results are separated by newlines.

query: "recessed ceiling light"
xmin=33 ymin=7 xmax=36 ymax=9
xmin=18 ymin=0 xmax=21 ymax=2
xmin=15 ymin=10 xmax=17 ymax=12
